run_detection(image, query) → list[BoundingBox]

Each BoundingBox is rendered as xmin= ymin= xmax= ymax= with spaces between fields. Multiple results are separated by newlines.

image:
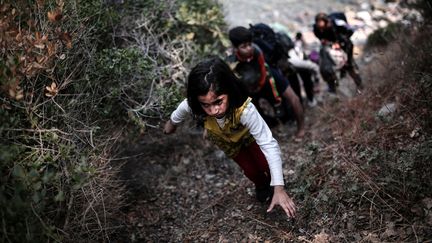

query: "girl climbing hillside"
xmin=163 ymin=57 xmax=296 ymax=218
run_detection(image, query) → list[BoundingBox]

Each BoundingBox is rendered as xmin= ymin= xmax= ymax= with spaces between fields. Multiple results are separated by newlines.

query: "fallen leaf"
xmin=36 ymin=55 xmax=48 ymax=64
xmin=32 ymin=62 xmax=45 ymax=69
xmin=59 ymin=32 xmax=72 ymax=49
xmin=15 ymin=90 xmax=24 ymax=100
xmin=8 ymin=88 xmax=16 ymax=98
xmin=15 ymin=31 xmax=23 ymax=42
xmin=45 ymin=82 xmax=58 ymax=97
xmin=8 ymin=86 xmax=24 ymax=101
xmin=41 ymin=34 xmax=48 ymax=42
xmin=47 ymin=9 xmax=63 ymax=22
xmin=1 ymin=103 xmax=12 ymax=110
xmin=312 ymin=231 xmax=330 ymax=243
xmin=34 ymin=43 xmax=45 ymax=49
xmin=57 ymin=0 xmax=65 ymax=10
xmin=186 ymin=32 xmax=195 ymax=40
xmin=47 ymin=43 xmax=57 ymax=56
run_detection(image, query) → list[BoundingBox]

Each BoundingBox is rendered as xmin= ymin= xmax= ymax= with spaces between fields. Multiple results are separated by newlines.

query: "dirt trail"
xmin=118 ymin=75 xmax=365 ymax=242
xmin=117 ymin=1 xmax=398 ymax=241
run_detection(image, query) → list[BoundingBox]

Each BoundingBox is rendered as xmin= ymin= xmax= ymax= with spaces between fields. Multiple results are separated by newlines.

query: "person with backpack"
xmin=226 ymin=26 xmax=305 ymax=139
xmin=249 ymin=23 xmax=318 ymax=107
xmin=286 ymin=31 xmax=320 ymax=107
xmin=313 ymin=12 xmax=364 ymax=93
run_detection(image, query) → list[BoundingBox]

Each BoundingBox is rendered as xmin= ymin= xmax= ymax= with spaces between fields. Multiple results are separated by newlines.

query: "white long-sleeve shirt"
xmin=170 ymin=99 xmax=285 ymax=186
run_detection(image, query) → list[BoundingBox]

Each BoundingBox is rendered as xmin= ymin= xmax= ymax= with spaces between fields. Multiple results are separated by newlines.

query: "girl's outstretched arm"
xmin=163 ymin=99 xmax=191 ymax=134
xmin=240 ymin=102 xmax=296 ymax=218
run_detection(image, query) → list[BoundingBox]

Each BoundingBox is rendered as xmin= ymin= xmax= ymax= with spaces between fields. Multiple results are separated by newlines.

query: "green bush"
xmin=1 ymin=0 xmax=228 ymax=241
xmin=366 ymin=22 xmax=405 ymax=47
xmin=173 ymin=0 xmax=230 ymax=55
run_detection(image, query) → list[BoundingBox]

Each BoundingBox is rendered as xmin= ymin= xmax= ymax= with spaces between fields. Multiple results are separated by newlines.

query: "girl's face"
xmin=198 ymin=90 xmax=229 ymax=119
xmin=236 ymin=42 xmax=253 ymax=60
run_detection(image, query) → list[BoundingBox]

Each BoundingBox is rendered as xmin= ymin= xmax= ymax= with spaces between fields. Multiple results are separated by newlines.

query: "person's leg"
xmin=282 ymin=86 xmax=305 ymax=138
xmin=233 ymin=142 xmax=271 ymax=187
xmin=319 ymin=46 xmax=338 ymax=93
xmin=322 ymin=74 xmax=337 ymax=92
xmin=270 ymin=66 xmax=305 ymax=138
xmin=287 ymin=72 xmax=303 ymax=103
xmin=347 ymin=66 xmax=363 ymax=90
xmin=233 ymin=142 xmax=272 ymax=202
xmin=343 ymin=40 xmax=363 ymax=91
xmin=298 ymin=68 xmax=315 ymax=102
xmin=277 ymin=59 xmax=303 ymax=102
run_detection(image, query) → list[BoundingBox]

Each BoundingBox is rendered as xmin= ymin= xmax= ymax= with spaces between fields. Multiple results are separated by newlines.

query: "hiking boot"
xmin=307 ymin=98 xmax=317 ymax=108
xmin=255 ymin=185 xmax=273 ymax=203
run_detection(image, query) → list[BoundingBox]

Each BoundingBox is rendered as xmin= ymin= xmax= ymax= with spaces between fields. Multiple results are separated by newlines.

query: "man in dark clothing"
xmin=227 ymin=26 xmax=305 ymax=138
xmin=313 ymin=12 xmax=363 ymax=93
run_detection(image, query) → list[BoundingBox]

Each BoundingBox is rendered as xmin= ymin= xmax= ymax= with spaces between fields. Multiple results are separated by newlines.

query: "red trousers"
xmin=233 ymin=141 xmax=271 ymax=188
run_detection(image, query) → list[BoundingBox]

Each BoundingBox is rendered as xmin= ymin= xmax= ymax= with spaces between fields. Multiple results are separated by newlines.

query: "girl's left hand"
xmin=163 ymin=120 xmax=177 ymax=134
xmin=267 ymin=185 xmax=296 ymax=218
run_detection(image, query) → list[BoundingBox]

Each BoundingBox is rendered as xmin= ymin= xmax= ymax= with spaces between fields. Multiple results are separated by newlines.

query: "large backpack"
xmin=249 ymin=23 xmax=293 ymax=65
xmin=275 ymin=31 xmax=295 ymax=54
xmin=328 ymin=12 xmax=354 ymax=38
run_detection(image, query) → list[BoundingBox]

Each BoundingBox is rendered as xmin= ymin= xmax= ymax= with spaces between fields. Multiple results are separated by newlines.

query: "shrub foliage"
xmin=0 ymin=0 xmax=227 ymax=241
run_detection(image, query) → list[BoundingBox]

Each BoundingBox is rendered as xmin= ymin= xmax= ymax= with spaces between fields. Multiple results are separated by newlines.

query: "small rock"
xmin=172 ymin=165 xmax=182 ymax=173
xmin=372 ymin=9 xmax=386 ymax=19
xmin=356 ymin=11 xmax=373 ymax=23
xmin=378 ymin=20 xmax=388 ymax=28
xmin=383 ymin=222 xmax=397 ymax=237
xmin=360 ymin=2 xmax=371 ymax=11
xmin=377 ymin=103 xmax=397 ymax=118
xmin=182 ymin=157 xmax=191 ymax=165
xmin=422 ymin=198 xmax=432 ymax=210
xmin=213 ymin=150 xmax=226 ymax=160
xmin=409 ymin=127 xmax=421 ymax=138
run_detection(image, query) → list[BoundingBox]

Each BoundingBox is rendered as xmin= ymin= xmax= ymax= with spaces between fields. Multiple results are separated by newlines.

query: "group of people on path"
xmin=163 ymin=12 xmax=364 ymax=218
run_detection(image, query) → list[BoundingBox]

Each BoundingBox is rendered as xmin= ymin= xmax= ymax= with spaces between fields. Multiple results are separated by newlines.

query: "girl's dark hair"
xmin=187 ymin=56 xmax=249 ymax=117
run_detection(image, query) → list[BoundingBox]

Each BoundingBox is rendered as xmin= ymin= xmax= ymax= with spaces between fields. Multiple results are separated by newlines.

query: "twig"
xmin=3 ymin=128 xmax=71 ymax=135
xmin=412 ymin=224 xmax=419 ymax=243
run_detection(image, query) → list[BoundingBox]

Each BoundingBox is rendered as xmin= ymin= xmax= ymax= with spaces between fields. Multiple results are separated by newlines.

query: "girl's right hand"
xmin=163 ymin=120 xmax=177 ymax=134
xmin=267 ymin=185 xmax=296 ymax=218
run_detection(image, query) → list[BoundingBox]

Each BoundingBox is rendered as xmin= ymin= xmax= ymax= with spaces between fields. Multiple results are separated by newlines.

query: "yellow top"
xmin=204 ymin=97 xmax=255 ymax=157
